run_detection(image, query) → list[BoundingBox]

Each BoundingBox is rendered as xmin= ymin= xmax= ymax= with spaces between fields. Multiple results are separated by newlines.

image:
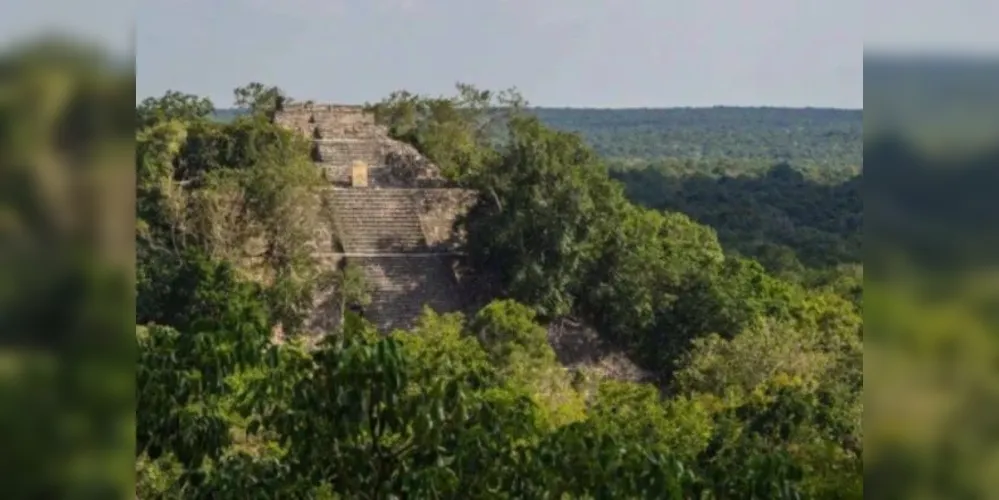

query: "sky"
xmin=0 ymin=0 xmax=133 ymax=56
xmin=133 ymin=0 xmax=865 ymax=109
xmin=865 ymin=0 xmax=999 ymax=56
xmin=6 ymin=0 xmax=999 ymax=109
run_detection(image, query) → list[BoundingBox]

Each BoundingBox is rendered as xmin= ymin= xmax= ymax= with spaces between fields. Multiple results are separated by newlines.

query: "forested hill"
xmin=213 ymin=106 xmax=862 ymax=167
xmin=138 ymin=85 xmax=862 ymax=497
xmin=532 ymin=107 xmax=861 ymax=167
xmin=865 ymin=54 xmax=999 ymax=149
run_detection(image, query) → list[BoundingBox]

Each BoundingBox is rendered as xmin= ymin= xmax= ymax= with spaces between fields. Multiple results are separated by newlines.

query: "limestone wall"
xmin=286 ymin=188 xmax=475 ymax=253
xmin=310 ymin=188 xmax=477 ymax=252
xmin=415 ymin=189 xmax=477 ymax=250
xmin=371 ymin=149 xmax=443 ymax=187
xmin=547 ymin=317 xmax=654 ymax=383
xmin=319 ymin=165 xmax=352 ymax=186
xmin=271 ymin=104 xmax=479 ymax=335
xmin=276 ymin=103 xmax=452 ymax=188
xmin=275 ymin=103 xmax=384 ymax=139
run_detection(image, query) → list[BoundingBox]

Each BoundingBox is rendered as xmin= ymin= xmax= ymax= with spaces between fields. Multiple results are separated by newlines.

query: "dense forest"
xmin=533 ymin=107 xmax=861 ymax=169
xmin=616 ymin=164 xmax=859 ymax=276
xmin=137 ymin=85 xmax=862 ymax=498
xmin=863 ymin=135 xmax=999 ymax=499
xmin=865 ymin=54 xmax=999 ymax=149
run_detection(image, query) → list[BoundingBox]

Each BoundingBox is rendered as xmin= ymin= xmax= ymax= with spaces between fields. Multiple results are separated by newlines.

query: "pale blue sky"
xmin=8 ymin=0 xmax=999 ymax=109
xmin=135 ymin=0 xmax=864 ymax=108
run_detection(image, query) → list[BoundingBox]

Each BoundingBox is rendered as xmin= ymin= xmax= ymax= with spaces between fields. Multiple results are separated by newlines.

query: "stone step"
xmin=313 ymin=140 xmax=385 ymax=166
xmin=318 ymin=164 xmax=351 ymax=185
xmin=349 ymin=256 xmax=466 ymax=332
xmin=275 ymin=107 xmax=383 ymax=141
xmin=328 ymin=190 xmax=429 ymax=254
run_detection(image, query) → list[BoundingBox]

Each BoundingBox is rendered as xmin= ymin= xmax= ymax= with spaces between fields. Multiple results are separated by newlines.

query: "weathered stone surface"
xmin=318 ymin=163 xmax=352 ymax=186
xmin=313 ymin=139 xmax=384 ymax=166
xmin=272 ymin=104 xmax=646 ymax=382
xmin=274 ymin=104 xmax=475 ymax=333
xmin=547 ymin=317 xmax=654 ymax=383
xmin=326 ymin=189 xmax=429 ymax=254
xmin=346 ymin=255 xmax=468 ymax=332
xmin=415 ymin=189 xmax=477 ymax=251
xmin=275 ymin=103 xmax=379 ymax=139
xmin=275 ymin=105 xmax=450 ymax=189
xmin=304 ymin=253 xmax=345 ymax=334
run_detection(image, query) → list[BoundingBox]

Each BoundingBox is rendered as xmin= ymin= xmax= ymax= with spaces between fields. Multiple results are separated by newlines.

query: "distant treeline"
xmin=213 ymin=106 xmax=862 ymax=168
xmin=532 ymin=107 xmax=861 ymax=168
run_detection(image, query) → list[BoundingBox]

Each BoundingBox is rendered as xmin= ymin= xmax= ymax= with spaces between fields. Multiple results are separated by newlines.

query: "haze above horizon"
xmin=136 ymin=0 xmax=863 ymax=109
xmin=217 ymin=103 xmax=864 ymax=111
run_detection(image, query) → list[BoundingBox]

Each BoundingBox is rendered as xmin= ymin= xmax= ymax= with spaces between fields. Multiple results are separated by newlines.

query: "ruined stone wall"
xmin=547 ymin=317 xmax=653 ymax=383
xmin=305 ymin=187 xmax=477 ymax=252
xmin=271 ymin=105 xmax=646 ymax=383
xmin=299 ymin=188 xmax=476 ymax=334
xmin=275 ymin=104 xmax=453 ymax=188
xmin=415 ymin=189 xmax=477 ymax=250
xmin=275 ymin=103 xmax=381 ymax=138
xmin=271 ymin=105 xmax=476 ymax=334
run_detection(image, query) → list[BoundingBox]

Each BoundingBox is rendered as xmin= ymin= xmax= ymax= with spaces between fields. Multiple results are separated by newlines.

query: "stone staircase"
xmin=351 ymin=256 xmax=467 ymax=332
xmin=314 ymin=138 xmax=386 ymax=167
xmin=328 ymin=189 xmax=428 ymax=253
xmin=326 ymin=189 xmax=472 ymax=332
xmin=274 ymin=105 xmax=470 ymax=334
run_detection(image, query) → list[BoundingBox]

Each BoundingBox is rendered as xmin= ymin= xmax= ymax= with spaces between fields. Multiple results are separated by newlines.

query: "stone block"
xmin=351 ymin=161 xmax=369 ymax=187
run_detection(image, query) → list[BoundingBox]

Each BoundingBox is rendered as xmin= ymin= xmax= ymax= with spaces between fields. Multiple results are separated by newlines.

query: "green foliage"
xmin=463 ymin=115 xmax=626 ymax=318
xmin=138 ymin=90 xmax=215 ymax=129
xmin=701 ymin=375 xmax=861 ymax=499
xmin=0 ymin=39 xmax=135 ymax=499
xmin=138 ymin=83 xmax=862 ymax=497
xmin=233 ymin=82 xmax=289 ymax=120
xmin=586 ymin=379 xmax=714 ymax=459
xmin=366 ymin=83 xmax=527 ymax=182
xmin=394 ymin=309 xmax=495 ymax=386
xmin=137 ymin=102 xmax=325 ymax=333
xmin=613 ymin=162 xmax=861 ymax=276
xmin=581 ymin=205 xmax=725 ymax=350
xmin=139 ymin=286 xmax=812 ymax=498
xmin=336 ymin=261 xmax=372 ymax=308
xmin=469 ymin=299 xmax=551 ymax=366
xmin=675 ymin=320 xmax=834 ymax=399
xmin=468 ymin=301 xmax=587 ymax=429
xmin=532 ymin=106 xmax=861 ymax=169
xmin=136 ymin=256 xmax=272 ymax=472
xmin=137 ymin=249 xmax=269 ymax=335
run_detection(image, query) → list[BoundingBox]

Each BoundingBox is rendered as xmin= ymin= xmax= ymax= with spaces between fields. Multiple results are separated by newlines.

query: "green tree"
xmin=581 ymin=205 xmax=724 ymax=352
xmin=468 ymin=299 xmax=550 ymax=366
xmin=233 ymin=82 xmax=289 ymax=120
xmin=367 ymin=82 xmax=526 ymax=182
xmin=464 ymin=115 xmax=626 ymax=318
xmin=136 ymin=254 xmax=272 ymax=475
xmin=333 ymin=261 xmax=372 ymax=324
xmin=137 ymin=103 xmax=326 ymax=333
xmin=137 ymin=90 xmax=214 ymax=128
xmin=468 ymin=300 xmax=587 ymax=429
xmin=586 ymin=379 xmax=715 ymax=460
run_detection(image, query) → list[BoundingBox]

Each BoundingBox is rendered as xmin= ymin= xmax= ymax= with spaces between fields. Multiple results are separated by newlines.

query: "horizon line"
xmin=209 ymin=104 xmax=863 ymax=112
